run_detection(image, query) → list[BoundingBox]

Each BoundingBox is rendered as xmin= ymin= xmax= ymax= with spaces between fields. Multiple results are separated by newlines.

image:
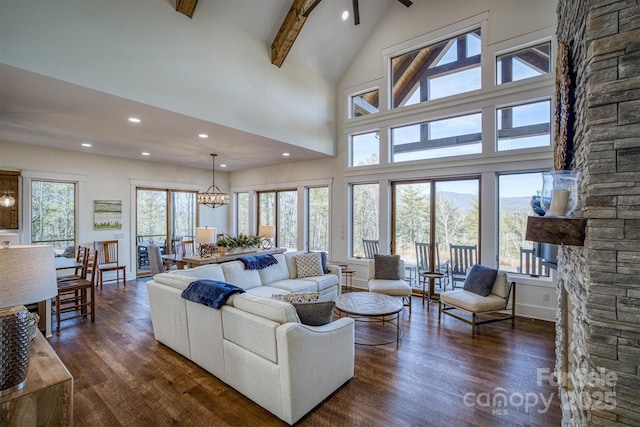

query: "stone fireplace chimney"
xmin=555 ymin=0 xmax=640 ymax=425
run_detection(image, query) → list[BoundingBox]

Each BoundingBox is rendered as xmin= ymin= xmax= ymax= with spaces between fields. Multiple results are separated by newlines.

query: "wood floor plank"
xmin=47 ymin=279 xmax=562 ymax=426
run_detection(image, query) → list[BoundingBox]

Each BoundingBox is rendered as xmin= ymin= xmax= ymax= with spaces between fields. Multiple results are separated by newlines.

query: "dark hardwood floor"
xmin=48 ymin=279 xmax=562 ymax=426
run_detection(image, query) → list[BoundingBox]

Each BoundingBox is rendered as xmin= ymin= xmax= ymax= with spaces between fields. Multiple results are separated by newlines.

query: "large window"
xmin=391 ymin=29 xmax=481 ymax=108
xmin=498 ymin=172 xmax=549 ymax=276
xmin=392 ymin=112 xmax=482 ymax=162
xmin=351 ymin=183 xmax=379 ymax=258
xmin=31 ymin=180 xmax=76 ymax=255
xmin=308 ymin=187 xmax=329 ymax=252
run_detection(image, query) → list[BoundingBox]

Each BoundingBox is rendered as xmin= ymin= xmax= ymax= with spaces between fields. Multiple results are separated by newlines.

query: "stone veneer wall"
xmin=555 ymin=0 xmax=640 ymax=425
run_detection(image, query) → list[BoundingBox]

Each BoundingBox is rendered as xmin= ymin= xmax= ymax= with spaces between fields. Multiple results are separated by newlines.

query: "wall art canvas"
xmin=94 ymin=200 xmax=122 ymax=230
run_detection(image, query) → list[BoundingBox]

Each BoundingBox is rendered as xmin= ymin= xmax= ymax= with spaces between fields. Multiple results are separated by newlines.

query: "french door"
xmin=392 ymin=177 xmax=479 ymax=294
xmin=136 ymin=188 xmax=196 ymax=275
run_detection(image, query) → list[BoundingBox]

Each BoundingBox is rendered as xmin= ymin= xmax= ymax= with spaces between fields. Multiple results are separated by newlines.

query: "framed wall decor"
xmin=0 ymin=170 xmax=20 ymax=229
xmin=93 ymin=200 xmax=123 ymax=230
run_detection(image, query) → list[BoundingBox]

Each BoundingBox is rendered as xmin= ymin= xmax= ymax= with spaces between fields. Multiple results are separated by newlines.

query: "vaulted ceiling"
xmin=0 ymin=0 xmax=403 ymax=171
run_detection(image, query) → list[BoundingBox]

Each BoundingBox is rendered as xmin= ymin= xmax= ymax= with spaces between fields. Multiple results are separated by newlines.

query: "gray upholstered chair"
xmin=148 ymin=244 xmax=166 ymax=275
xmin=367 ymin=256 xmax=412 ymax=315
xmin=438 ymin=266 xmax=515 ymax=335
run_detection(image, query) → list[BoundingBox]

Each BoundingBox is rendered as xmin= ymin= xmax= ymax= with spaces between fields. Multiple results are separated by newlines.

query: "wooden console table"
xmin=0 ymin=332 xmax=73 ymax=426
xmin=182 ymin=247 xmax=286 ymax=268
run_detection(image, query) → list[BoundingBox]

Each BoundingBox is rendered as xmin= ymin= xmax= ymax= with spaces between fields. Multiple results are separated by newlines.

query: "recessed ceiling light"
xmin=220 ymin=164 xmax=227 ymax=168
xmin=283 ymin=152 xmax=290 ymax=157
xmin=142 ymin=152 xmax=150 ymax=156
xmin=342 ymin=10 xmax=349 ymax=20
xmin=81 ymin=143 xmax=92 ymax=147
xmin=128 ymin=117 xmax=141 ymax=123
xmin=198 ymin=133 xmax=208 ymax=138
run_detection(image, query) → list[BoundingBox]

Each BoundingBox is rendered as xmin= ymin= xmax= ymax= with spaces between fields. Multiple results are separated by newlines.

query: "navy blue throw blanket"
xmin=239 ymin=254 xmax=278 ymax=270
xmin=181 ymin=280 xmax=245 ymax=309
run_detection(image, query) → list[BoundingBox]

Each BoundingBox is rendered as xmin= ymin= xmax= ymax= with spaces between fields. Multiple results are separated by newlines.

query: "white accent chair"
xmin=367 ymin=258 xmax=412 ymax=315
xmin=438 ymin=268 xmax=515 ymax=335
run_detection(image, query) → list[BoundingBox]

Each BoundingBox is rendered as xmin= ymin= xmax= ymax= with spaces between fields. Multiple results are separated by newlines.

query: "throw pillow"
xmin=272 ymin=292 xmax=320 ymax=303
xmin=292 ymin=301 xmax=335 ymax=326
xmin=308 ymin=251 xmax=329 ymax=274
xmin=374 ymin=254 xmax=401 ymax=280
xmin=463 ymin=264 xmax=499 ymax=297
xmin=295 ymin=252 xmax=324 ymax=278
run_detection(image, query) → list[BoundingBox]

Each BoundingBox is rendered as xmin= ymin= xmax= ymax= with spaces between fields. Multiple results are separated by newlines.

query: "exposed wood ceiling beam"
xmin=176 ymin=0 xmax=198 ymax=19
xmin=271 ymin=0 xmax=319 ymax=68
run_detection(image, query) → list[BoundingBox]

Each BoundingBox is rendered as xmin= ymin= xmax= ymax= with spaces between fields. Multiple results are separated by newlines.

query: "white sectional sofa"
xmin=146 ymin=251 xmax=355 ymax=424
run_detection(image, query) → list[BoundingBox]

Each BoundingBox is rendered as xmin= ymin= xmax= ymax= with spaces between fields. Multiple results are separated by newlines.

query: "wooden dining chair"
xmin=57 ymin=246 xmax=89 ymax=282
xmin=55 ymin=250 xmax=97 ymax=332
xmin=94 ymin=240 xmax=127 ymax=288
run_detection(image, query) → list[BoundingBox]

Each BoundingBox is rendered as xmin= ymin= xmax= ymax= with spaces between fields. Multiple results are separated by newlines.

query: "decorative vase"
xmin=540 ymin=170 xmax=580 ymax=217
xmin=530 ymin=193 xmax=545 ymax=216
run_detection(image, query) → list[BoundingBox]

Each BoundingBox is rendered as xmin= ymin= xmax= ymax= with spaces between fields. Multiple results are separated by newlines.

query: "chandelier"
xmin=197 ymin=154 xmax=229 ymax=209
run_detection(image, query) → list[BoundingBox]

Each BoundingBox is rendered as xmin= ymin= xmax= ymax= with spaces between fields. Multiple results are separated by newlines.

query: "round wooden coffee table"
xmin=334 ymin=292 xmax=403 ymax=347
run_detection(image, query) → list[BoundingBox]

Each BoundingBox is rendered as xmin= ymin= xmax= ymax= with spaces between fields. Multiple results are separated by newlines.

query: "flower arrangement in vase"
xmin=215 ymin=233 xmax=262 ymax=255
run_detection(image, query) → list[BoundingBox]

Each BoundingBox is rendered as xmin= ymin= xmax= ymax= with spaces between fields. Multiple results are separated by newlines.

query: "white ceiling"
xmin=0 ymin=0 xmax=399 ymax=171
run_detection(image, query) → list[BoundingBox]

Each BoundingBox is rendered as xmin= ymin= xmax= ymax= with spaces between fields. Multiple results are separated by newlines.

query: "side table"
xmin=0 ymin=332 xmax=73 ymax=426
xmin=342 ymin=268 xmax=356 ymax=292
xmin=420 ymin=271 xmax=445 ymax=311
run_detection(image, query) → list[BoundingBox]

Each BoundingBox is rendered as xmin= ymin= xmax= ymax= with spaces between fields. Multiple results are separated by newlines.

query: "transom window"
xmin=497 ymin=100 xmax=551 ymax=151
xmin=392 ymin=112 xmax=482 ymax=162
xmin=391 ymin=28 xmax=481 ymax=108
xmin=350 ymin=131 xmax=380 ymax=167
xmin=497 ymin=41 xmax=551 ymax=85
xmin=350 ymin=89 xmax=379 ymax=118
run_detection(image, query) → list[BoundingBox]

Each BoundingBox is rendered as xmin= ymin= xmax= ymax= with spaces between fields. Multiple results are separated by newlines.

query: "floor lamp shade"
xmin=0 ymin=245 xmax=58 ymax=395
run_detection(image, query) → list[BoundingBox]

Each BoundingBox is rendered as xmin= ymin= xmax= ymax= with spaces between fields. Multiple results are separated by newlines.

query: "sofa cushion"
xmin=491 ymin=271 xmax=509 ymax=299
xmin=284 ymin=251 xmax=306 ymax=279
xmin=292 ymin=301 xmax=335 ymax=326
xmin=463 ymin=264 xmax=498 ymax=297
xmin=440 ymin=289 xmax=508 ymax=312
xmin=231 ymin=293 xmax=299 ymax=324
xmin=295 ymin=252 xmax=324 ymax=278
xmin=374 ymin=254 xmax=401 ymax=280
xmin=297 ymin=274 xmax=339 ymax=291
xmin=221 ymin=261 xmax=262 ymax=290
xmin=272 ymin=292 xmax=319 ymax=302
xmin=178 ymin=264 xmax=225 ymax=282
xmin=152 ymin=273 xmax=197 ymax=291
xmin=258 ymin=254 xmax=289 ymax=285
xmin=368 ymin=279 xmax=411 ymax=296
xmin=268 ymin=279 xmax=318 ymax=294
xmin=246 ymin=286 xmax=290 ymax=299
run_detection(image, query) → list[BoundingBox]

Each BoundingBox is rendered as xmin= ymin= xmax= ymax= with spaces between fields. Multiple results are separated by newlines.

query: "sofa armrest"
xmin=276 ymin=318 xmax=354 ymax=424
xmin=326 ymin=263 xmax=342 ymax=277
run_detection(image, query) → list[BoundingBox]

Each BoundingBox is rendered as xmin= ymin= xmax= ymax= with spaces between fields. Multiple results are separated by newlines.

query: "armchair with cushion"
xmin=367 ymin=255 xmax=412 ymax=315
xmin=438 ymin=264 xmax=515 ymax=335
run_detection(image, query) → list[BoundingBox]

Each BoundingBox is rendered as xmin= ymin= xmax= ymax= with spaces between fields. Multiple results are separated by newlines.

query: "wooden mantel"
xmin=525 ymin=216 xmax=587 ymax=246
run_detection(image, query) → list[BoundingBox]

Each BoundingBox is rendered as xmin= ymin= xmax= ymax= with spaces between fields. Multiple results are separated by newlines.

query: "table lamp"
xmin=258 ymin=225 xmax=276 ymax=249
xmin=195 ymin=226 xmax=216 ymax=257
xmin=0 ymin=245 xmax=57 ymax=396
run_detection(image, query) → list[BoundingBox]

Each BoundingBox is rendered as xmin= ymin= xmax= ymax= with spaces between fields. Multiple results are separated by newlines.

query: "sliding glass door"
xmin=136 ymin=188 xmax=196 ymax=275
